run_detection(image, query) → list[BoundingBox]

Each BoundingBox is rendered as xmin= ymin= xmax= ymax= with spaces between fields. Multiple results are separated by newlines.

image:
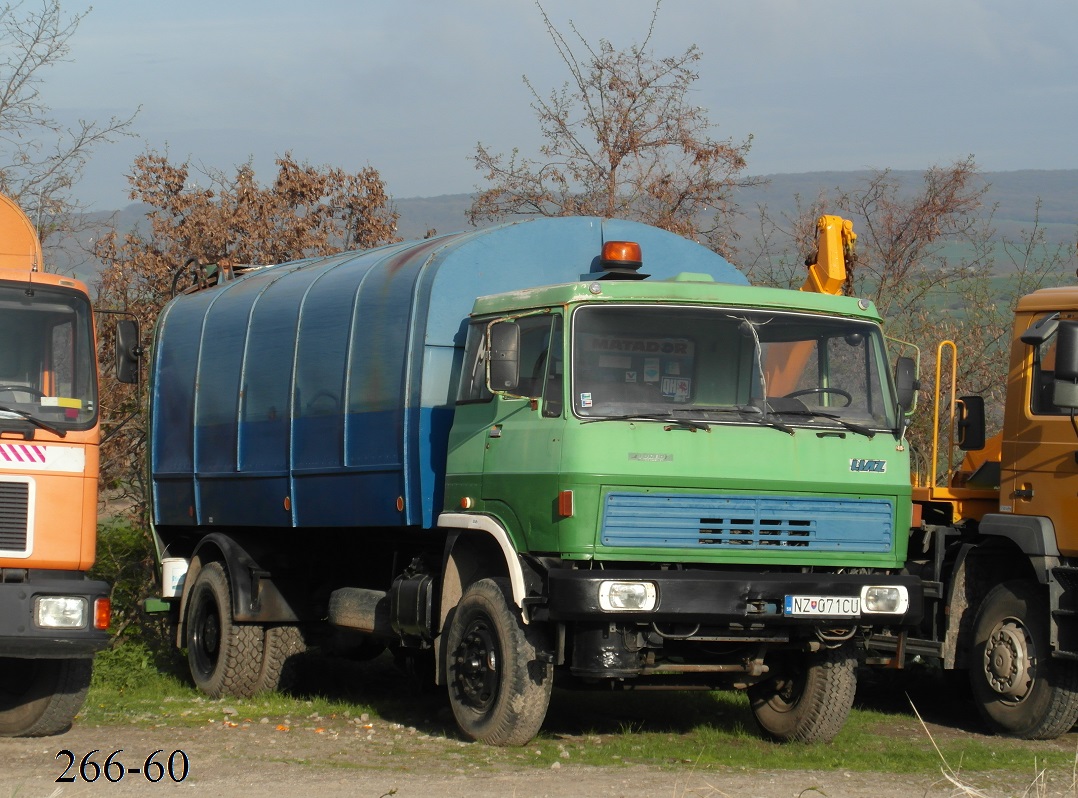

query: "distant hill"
xmin=394 ymin=170 xmax=1078 ymax=243
xmin=55 ymin=170 xmax=1078 ymax=285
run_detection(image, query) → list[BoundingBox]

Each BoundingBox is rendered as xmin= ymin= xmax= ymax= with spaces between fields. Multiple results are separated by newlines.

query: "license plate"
xmin=784 ymin=595 xmax=861 ymax=617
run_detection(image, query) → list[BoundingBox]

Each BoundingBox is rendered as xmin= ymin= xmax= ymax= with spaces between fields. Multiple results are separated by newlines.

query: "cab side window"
xmin=1031 ymin=334 xmax=1061 ymax=415
xmin=456 ymin=314 xmax=559 ymax=404
xmin=457 ymin=321 xmax=493 ymax=404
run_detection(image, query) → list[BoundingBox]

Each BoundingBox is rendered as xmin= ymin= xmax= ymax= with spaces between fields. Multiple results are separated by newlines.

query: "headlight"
xmin=598 ymin=580 xmax=657 ymax=612
xmin=35 ymin=596 xmax=88 ymax=629
xmin=860 ymin=585 xmax=909 ymax=615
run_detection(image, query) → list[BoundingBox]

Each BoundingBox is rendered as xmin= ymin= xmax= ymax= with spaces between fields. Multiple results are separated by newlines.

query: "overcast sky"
xmin=44 ymin=0 xmax=1078 ymax=211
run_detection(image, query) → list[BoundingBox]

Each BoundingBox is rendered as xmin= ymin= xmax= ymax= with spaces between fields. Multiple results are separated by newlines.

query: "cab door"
xmin=446 ymin=314 xmax=566 ymax=553
xmin=1006 ymin=313 xmax=1078 ymax=554
xmin=481 ymin=314 xmax=566 ymax=553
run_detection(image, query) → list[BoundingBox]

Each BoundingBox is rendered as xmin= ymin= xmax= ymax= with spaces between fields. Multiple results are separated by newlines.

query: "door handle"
xmin=1013 ymin=487 xmax=1034 ymax=500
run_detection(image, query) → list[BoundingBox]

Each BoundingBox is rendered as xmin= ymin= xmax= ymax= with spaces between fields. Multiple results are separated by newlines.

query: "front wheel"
xmin=969 ymin=580 xmax=1078 ymax=739
xmin=445 ymin=578 xmax=552 ymax=746
xmin=748 ymin=644 xmax=856 ymax=743
xmin=185 ymin=561 xmax=263 ymax=698
xmin=0 ymin=657 xmax=93 ymax=737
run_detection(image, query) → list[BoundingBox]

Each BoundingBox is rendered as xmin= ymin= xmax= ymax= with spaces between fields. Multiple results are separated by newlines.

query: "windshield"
xmin=571 ymin=304 xmax=897 ymax=431
xmin=0 ymin=281 xmax=97 ymax=432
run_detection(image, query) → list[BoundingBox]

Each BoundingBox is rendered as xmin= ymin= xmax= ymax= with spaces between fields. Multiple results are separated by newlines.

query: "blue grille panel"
xmin=601 ymin=493 xmax=892 ymax=552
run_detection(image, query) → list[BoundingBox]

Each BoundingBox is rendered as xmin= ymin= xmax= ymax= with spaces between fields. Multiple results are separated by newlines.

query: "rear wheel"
xmin=186 ymin=561 xmax=263 ymax=698
xmin=0 ymin=657 xmax=92 ymax=737
xmin=446 ymin=578 xmax=552 ymax=746
xmin=256 ymin=624 xmax=306 ymax=693
xmin=748 ymin=643 xmax=856 ymax=743
xmin=969 ymin=580 xmax=1078 ymax=739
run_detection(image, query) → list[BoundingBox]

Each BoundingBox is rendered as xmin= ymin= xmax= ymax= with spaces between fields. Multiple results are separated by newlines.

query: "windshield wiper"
xmin=581 ymin=413 xmax=711 ymax=432
xmin=0 ymin=404 xmax=67 ymax=438
xmin=769 ymin=408 xmax=876 ymax=439
xmin=736 ymin=405 xmax=795 ymax=436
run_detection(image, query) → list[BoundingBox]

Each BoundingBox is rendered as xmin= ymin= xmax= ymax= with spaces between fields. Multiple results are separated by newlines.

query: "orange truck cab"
xmin=0 ymin=193 xmax=111 ymax=736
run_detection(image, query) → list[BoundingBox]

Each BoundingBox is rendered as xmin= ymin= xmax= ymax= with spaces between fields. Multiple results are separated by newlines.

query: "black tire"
xmin=446 ymin=578 xmax=552 ymax=746
xmin=256 ymin=624 xmax=306 ymax=693
xmin=969 ymin=580 xmax=1078 ymax=739
xmin=748 ymin=644 xmax=856 ymax=743
xmin=186 ymin=561 xmax=263 ymax=698
xmin=0 ymin=657 xmax=92 ymax=737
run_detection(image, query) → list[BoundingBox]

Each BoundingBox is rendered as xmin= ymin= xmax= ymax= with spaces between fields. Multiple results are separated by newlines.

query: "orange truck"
xmin=0 ymin=193 xmax=113 ymax=736
xmin=869 ymin=284 xmax=1078 ymax=739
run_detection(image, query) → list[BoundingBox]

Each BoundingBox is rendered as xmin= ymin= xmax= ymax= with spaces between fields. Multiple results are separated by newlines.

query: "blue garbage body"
xmin=148 ymin=216 xmax=747 ymax=533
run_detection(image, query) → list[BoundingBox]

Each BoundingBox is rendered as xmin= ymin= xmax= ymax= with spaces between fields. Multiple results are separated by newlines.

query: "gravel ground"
xmin=0 ymin=721 xmax=953 ymax=798
xmin=2 ymin=715 xmax=1074 ymax=798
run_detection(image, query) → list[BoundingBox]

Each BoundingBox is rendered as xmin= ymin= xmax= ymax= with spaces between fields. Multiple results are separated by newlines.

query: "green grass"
xmin=79 ymin=646 xmax=1078 ymax=778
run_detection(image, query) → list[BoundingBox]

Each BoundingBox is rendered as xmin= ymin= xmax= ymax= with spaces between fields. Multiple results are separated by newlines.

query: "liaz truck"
xmin=145 ymin=215 xmax=922 ymax=745
xmin=0 ymin=193 xmax=112 ymax=736
xmin=869 ymin=284 xmax=1078 ymax=740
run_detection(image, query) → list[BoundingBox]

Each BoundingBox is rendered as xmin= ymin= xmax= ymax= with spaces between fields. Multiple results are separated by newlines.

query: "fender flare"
xmin=178 ymin=533 xmax=298 ymax=640
xmin=978 ymin=514 xmax=1059 ymax=584
xmin=437 ymin=512 xmax=528 ymax=610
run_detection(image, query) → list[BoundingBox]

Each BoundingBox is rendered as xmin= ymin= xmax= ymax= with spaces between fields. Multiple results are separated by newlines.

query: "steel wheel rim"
xmin=454 ymin=617 xmax=500 ymax=713
xmin=190 ymin=593 xmax=222 ymax=677
xmin=983 ymin=617 xmax=1035 ymax=703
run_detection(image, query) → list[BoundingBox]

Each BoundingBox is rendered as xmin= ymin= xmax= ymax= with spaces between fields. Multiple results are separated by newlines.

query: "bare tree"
xmin=469 ymin=1 xmax=761 ymax=257
xmin=0 ymin=1 xmax=136 ymax=246
xmin=93 ymin=151 xmax=400 ymax=518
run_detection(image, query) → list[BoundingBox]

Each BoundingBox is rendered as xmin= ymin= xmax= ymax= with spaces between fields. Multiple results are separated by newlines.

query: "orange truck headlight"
xmin=34 ymin=596 xmax=88 ymax=629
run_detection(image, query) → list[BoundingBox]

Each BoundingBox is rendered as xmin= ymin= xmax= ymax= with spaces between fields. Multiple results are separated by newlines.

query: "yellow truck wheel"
xmin=970 ymin=580 xmax=1078 ymax=739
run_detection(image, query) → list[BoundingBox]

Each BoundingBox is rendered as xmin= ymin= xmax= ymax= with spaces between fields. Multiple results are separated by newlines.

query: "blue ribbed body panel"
xmin=149 ymin=217 xmax=746 ymax=531
xmin=601 ymin=493 xmax=893 ymax=552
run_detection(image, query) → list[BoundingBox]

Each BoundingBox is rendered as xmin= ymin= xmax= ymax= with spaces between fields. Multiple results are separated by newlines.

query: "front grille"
xmin=0 ymin=480 xmax=30 ymax=553
xmin=601 ymin=492 xmax=892 ymax=552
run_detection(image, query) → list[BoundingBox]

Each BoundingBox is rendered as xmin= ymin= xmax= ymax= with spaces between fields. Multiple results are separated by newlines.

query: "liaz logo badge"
xmin=850 ymin=458 xmax=887 ymax=473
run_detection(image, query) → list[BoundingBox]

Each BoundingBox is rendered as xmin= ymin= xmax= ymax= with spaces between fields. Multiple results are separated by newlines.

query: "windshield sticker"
xmin=625 ymin=371 xmax=637 ymax=383
xmin=580 ymin=392 xmax=593 ymax=408
xmin=644 ymin=357 xmax=660 ymax=382
xmin=661 ymin=377 xmax=691 ymax=402
xmin=40 ymin=396 xmax=83 ymax=409
xmin=585 ymin=336 xmax=691 ymax=355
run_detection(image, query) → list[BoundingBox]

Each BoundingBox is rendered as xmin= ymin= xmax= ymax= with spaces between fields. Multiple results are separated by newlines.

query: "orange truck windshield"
xmin=0 ymin=281 xmax=97 ymax=431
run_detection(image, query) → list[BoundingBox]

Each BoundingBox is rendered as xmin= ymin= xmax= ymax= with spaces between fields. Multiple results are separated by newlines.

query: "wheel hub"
xmin=983 ymin=619 xmax=1033 ymax=700
xmin=454 ymin=622 xmax=499 ymax=711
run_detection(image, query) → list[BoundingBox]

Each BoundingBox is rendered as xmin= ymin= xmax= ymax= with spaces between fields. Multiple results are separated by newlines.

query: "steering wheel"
xmin=0 ymin=385 xmax=46 ymax=400
xmin=781 ymin=387 xmax=853 ymax=407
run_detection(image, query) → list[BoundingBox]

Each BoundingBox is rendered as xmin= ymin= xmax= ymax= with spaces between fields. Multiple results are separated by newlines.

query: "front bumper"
xmin=0 ymin=576 xmax=110 ymax=658
xmin=545 ymin=568 xmax=923 ymax=627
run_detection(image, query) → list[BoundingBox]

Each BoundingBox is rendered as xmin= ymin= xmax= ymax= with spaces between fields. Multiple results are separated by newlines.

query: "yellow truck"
xmin=874 ymin=284 xmax=1078 ymax=739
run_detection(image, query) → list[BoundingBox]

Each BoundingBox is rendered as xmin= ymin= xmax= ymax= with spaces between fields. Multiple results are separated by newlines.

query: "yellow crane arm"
xmin=802 ymin=214 xmax=855 ymax=297
xmin=764 ymin=215 xmax=855 ymax=395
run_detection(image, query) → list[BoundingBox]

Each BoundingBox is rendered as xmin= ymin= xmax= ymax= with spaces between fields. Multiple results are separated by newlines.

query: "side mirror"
xmin=956 ymin=395 xmax=986 ymax=451
xmin=486 ymin=320 xmax=520 ymax=392
xmin=1021 ymin=312 xmax=1060 ymax=345
xmin=115 ymin=319 xmax=141 ymax=385
xmin=1053 ymin=320 xmax=1078 ymax=409
xmin=894 ymin=356 xmax=919 ymax=413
